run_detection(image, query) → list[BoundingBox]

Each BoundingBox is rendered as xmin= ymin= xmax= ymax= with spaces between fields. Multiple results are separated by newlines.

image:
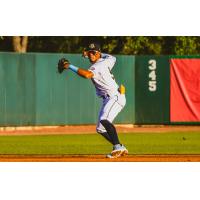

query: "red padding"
xmin=170 ymin=59 xmax=200 ymax=122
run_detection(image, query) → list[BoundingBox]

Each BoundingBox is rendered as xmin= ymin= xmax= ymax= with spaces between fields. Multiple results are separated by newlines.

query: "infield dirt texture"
xmin=0 ymin=125 xmax=200 ymax=162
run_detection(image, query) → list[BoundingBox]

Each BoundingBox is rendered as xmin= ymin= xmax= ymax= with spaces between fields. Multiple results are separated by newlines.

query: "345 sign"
xmin=148 ymin=59 xmax=157 ymax=92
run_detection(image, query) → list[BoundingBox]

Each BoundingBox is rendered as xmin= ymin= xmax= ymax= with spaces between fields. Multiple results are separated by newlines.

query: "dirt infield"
xmin=1 ymin=124 xmax=200 ymax=135
xmin=0 ymin=155 xmax=200 ymax=162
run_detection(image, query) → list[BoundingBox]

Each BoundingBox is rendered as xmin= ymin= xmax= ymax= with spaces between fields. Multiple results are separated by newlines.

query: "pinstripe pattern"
xmin=106 ymin=100 xmax=117 ymax=119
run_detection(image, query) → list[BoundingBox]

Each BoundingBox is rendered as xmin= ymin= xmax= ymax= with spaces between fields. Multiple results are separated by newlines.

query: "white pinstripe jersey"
xmin=88 ymin=53 xmax=119 ymax=97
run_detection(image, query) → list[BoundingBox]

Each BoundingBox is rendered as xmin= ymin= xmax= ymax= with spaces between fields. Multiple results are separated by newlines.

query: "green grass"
xmin=0 ymin=132 xmax=200 ymax=155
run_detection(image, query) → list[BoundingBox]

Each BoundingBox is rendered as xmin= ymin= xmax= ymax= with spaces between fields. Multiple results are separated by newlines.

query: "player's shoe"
xmin=111 ymin=144 xmax=128 ymax=157
xmin=120 ymin=145 xmax=128 ymax=156
xmin=106 ymin=153 xmax=115 ymax=158
xmin=106 ymin=144 xmax=128 ymax=158
xmin=106 ymin=153 xmax=123 ymax=158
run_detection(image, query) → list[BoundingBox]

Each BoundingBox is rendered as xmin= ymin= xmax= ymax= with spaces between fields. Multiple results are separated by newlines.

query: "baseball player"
xmin=58 ymin=43 xmax=128 ymax=158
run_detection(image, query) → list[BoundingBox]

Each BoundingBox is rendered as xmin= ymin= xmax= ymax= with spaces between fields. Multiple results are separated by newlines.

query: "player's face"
xmin=88 ymin=51 xmax=101 ymax=63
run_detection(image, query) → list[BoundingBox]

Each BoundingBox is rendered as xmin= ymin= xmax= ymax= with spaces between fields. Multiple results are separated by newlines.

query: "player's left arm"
xmin=62 ymin=61 xmax=94 ymax=79
xmin=76 ymin=68 xmax=94 ymax=79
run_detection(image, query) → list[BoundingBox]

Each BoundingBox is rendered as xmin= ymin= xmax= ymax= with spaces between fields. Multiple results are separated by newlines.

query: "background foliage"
xmin=0 ymin=36 xmax=200 ymax=55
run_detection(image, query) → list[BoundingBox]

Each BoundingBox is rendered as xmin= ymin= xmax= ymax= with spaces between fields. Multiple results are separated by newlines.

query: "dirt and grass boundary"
xmin=1 ymin=124 xmax=200 ymax=135
xmin=0 ymin=125 xmax=200 ymax=162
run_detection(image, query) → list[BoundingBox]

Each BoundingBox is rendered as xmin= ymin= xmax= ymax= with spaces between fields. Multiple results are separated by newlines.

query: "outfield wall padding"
xmin=135 ymin=56 xmax=170 ymax=124
xmin=170 ymin=58 xmax=200 ymax=122
xmin=1 ymin=52 xmax=200 ymax=126
xmin=0 ymin=52 xmax=135 ymax=126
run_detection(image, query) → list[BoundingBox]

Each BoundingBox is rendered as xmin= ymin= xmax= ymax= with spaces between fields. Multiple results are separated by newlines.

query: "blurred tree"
xmin=120 ymin=36 xmax=164 ymax=55
xmin=160 ymin=37 xmax=176 ymax=55
xmin=174 ymin=36 xmax=198 ymax=55
xmin=28 ymin=36 xmax=84 ymax=53
xmin=0 ymin=37 xmax=13 ymax=51
xmin=0 ymin=36 xmax=200 ymax=55
xmin=12 ymin=36 xmax=28 ymax=53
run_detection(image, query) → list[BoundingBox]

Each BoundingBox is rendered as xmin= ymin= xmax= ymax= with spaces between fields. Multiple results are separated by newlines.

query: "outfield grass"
xmin=0 ymin=132 xmax=200 ymax=155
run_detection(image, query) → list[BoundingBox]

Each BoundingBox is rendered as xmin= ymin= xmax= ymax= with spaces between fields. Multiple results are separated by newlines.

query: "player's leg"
xmin=99 ymin=94 xmax=128 ymax=157
xmin=106 ymin=94 xmax=128 ymax=157
xmin=100 ymin=116 xmax=127 ymax=157
xmin=96 ymin=100 xmax=114 ymax=144
xmin=97 ymin=96 xmax=121 ymax=145
xmin=100 ymin=93 xmax=126 ymax=145
xmin=96 ymin=124 xmax=114 ymax=145
xmin=100 ymin=119 xmax=120 ymax=145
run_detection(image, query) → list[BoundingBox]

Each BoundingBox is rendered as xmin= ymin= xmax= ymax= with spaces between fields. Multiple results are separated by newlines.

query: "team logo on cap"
xmin=89 ymin=43 xmax=95 ymax=49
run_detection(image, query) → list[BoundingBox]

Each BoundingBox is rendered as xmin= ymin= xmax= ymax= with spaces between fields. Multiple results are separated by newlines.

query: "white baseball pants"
xmin=96 ymin=93 xmax=126 ymax=133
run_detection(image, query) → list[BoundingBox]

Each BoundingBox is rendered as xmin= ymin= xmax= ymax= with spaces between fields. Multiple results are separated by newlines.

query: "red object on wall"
xmin=170 ymin=59 xmax=200 ymax=122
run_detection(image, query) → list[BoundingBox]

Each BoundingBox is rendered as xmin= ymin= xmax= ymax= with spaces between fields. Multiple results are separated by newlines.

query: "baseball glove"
xmin=57 ymin=58 xmax=70 ymax=73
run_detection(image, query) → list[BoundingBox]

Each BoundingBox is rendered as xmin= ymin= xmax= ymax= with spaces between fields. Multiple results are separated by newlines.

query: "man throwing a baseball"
xmin=58 ymin=43 xmax=128 ymax=158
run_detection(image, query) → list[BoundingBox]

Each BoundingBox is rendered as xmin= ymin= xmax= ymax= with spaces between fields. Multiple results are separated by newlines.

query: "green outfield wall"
xmin=1 ymin=52 xmax=200 ymax=126
xmin=135 ymin=56 xmax=170 ymax=124
xmin=0 ymin=52 xmax=135 ymax=126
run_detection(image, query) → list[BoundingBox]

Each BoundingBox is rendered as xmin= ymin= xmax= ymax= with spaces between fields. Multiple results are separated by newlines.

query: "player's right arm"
xmin=101 ymin=53 xmax=116 ymax=70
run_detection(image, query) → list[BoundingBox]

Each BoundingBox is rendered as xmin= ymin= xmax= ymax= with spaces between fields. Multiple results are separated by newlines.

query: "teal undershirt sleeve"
xmin=69 ymin=64 xmax=78 ymax=73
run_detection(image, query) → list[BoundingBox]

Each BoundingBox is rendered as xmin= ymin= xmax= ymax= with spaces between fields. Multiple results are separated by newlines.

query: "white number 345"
xmin=148 ymin=60 xmax=157 ymax=92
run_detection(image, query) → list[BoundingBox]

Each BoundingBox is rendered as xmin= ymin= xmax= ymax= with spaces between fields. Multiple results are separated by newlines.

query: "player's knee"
xmin=100 ymin=119 xmax=115 ymax=131
xmin=100 ymin=119 xmax=110 ymax=126
xmin=96 ymin=127 xmax=104 ymax=134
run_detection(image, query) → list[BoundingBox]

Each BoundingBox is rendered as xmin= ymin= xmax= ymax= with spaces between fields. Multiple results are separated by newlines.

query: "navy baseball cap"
xmin=87 ymin=43 xmax=101 ymax=52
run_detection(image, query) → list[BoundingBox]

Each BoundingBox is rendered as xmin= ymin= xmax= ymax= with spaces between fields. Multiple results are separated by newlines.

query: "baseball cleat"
xmin=120 ymin=145 xmax=128 ymax=156
xmin=106 ymin=153 xmax=121 ymax=159
xmin=106 ymin=154 xmax=115 ymax=158
xmin=106 ymin=150 xmax=128 ymax=159
xmin=111 ymin=149 xmax=123 ymax=157
xmin=106 ymin=144 xmax=128 ymax=158
xmin=111 ymin=145 xmax=128 ymax=157
xmin=121 ymin=149 xmax=128 ymax=156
